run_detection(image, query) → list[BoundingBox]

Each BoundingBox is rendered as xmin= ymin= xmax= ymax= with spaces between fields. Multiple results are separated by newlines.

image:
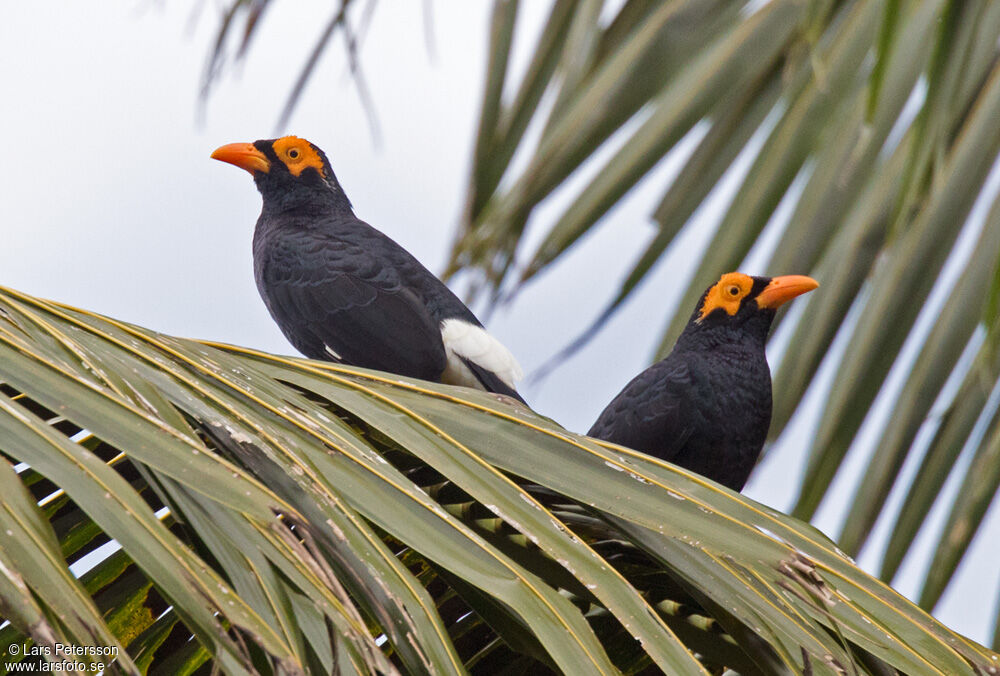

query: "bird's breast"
xmin=689 ymin=348 xmax=772 ymax=439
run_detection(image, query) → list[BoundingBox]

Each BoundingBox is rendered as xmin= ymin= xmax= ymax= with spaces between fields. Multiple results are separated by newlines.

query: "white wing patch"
xmin=439 ymin=318 xmax=523 ymax=390
xmin=324 ymin=344 xmax=342 ymax=360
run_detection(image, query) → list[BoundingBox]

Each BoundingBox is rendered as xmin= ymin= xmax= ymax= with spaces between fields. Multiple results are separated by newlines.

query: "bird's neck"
xmin=674 ymin=318 xmax=770 ymax=354
xmin=257 ymin=177 xmax=354 ymax=218
xmin=262 ymin=195 xmax=351 ymax=219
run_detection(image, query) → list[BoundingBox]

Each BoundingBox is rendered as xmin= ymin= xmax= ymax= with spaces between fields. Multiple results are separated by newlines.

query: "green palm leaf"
xmin=1 ymin=286 xmax=997 ymax=674
xmin=196 ymin=0 xmax=1000 ymax=637
xmin=440 ymin=0 xmax=1000 ymax=634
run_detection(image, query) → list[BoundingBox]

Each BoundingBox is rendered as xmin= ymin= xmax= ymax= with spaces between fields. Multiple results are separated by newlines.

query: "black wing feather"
xmin=588 ymin=357 xmax=694 ymax=463
xmin=257 ymin=239 xmax=448 ymax=382
xmin=460 ymin=357 xmax=526 ymax=404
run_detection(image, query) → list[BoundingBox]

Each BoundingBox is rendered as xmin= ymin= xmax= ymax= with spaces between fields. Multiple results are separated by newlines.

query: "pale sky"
xmin=1 ymin=3 xmax=996 ymax=644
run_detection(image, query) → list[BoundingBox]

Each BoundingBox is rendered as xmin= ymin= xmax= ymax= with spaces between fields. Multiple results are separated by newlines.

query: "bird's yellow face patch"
xmin=272 ymin=136 xmax=327 ymax=178
xmin=697 ymin=272 xmax=754 ymax=322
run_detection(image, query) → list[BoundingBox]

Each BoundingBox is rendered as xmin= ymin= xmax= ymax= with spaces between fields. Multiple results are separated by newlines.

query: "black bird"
xmin=588 ymin=272 xmax=818 ymax=491
xmin=211 ymin=136 xmax=524 ymax=401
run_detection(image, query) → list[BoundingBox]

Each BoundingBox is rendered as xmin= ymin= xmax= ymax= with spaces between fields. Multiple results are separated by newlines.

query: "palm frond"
xmin=446 ymin=0 xmax=1000 ymax=626
xmin=120 ymin=0 xmax=1000 ymax=650
xmin=0 ymin=287 xmax=996 ymax=674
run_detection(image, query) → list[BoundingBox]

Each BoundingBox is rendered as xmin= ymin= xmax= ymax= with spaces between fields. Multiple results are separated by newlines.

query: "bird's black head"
xmin=677 ymin=272 xmax=819 ymax=350
xmin=211 ymin=136 xmax=352 ymax=214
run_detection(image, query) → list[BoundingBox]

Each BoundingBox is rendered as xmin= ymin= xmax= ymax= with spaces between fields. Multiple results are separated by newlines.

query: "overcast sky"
xmin=2 ymin=3 xmax=997 ymax=643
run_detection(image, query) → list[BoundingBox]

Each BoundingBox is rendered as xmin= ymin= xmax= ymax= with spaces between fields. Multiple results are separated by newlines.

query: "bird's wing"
xmin=458 ymin=357 xmax=526 ymax=403
xmin=587 ymin=358 xmax=694 ymax=463
xmin=259 ymin=245 xmax=448 ymax=382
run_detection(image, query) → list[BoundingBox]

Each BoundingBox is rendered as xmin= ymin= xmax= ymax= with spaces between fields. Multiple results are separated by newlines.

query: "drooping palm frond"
xmin=1 ymin=287 xmax=997 ymax=674
xmin=447 ymin=0 xmax=1000 ymax=628
xmin=178 ymin=0 xmax=1000 ymax=645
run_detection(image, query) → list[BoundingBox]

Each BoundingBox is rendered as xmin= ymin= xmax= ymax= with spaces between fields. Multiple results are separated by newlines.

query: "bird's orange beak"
xmin=755 ymin=275 xmax=819 ymax=309
xmin=211 ymin=143 xmax=270 ymax=174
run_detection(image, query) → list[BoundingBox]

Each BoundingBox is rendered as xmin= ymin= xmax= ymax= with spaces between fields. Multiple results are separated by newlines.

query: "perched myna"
xmin=588 ymin=273 xmax=818 ymax=491
xmin=211 ymin=136 xmax=524 ymax=401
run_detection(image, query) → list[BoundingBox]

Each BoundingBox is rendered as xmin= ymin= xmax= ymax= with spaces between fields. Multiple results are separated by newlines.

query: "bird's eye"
xmin=288 ymin=148 xmax=300 ymax=160
xmin=728 ymin=286 xmax=740 ymax=296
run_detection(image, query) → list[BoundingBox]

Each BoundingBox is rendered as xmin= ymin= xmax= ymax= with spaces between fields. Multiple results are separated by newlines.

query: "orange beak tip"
xmin=756 ymin=275 xmax=819 ymax=309
xmin=210 ymin=142 xmax=270 ymax=174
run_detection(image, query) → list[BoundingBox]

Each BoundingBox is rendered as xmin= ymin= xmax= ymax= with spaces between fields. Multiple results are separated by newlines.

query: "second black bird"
xmin=589 ymin=272 xmax=818 ymax=491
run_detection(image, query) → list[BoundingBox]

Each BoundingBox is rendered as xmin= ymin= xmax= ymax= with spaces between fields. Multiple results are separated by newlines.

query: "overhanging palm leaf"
xmin=197 ymin=0 xmax=1000 ymax=633
xmin=447 ymin=0 xmax=1000 ymax=628
xmin=1 ymin=287 xmax=997 ymax=674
